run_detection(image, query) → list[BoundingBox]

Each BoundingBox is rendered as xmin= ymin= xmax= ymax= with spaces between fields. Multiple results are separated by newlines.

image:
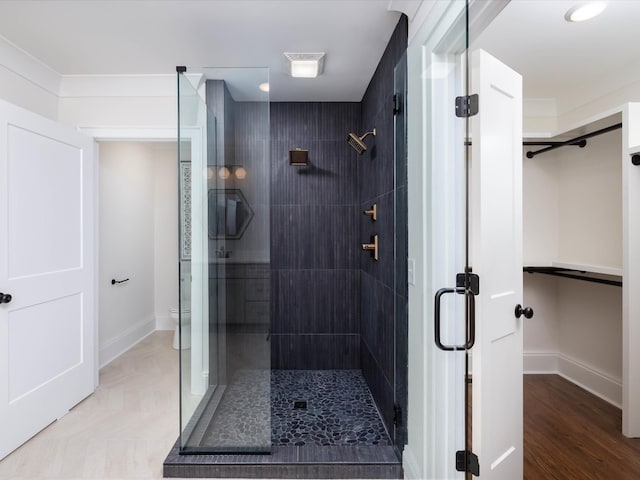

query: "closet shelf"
xmin=524 ymin=123 xmax=622 ymax=159
xmin=523 ymin=261 xmax=622 ymax=287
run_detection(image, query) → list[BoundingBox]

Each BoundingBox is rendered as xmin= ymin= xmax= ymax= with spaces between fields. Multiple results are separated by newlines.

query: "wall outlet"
xmin=407 ymin=258 xmax=415 ymax=286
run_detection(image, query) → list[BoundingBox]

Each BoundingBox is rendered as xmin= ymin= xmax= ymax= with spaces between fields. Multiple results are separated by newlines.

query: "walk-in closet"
xmin=523 ymin=104 xmax=640 ymax=437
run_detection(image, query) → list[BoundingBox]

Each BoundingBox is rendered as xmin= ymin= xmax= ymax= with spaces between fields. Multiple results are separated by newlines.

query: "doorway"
xmin=97 ymin=141 xmax=179 ymax=368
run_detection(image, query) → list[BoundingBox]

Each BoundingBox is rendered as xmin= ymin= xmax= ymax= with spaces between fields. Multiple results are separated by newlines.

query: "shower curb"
xmin=163 ymin=441 xmax=403 ymax=479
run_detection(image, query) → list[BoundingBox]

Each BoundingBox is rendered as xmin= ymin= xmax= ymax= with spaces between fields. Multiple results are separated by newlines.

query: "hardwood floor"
xmin=525 ymin=374 xmax=640 ymax=480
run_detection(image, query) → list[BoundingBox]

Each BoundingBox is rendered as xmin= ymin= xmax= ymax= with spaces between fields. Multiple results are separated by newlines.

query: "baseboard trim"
xmin=99 ymin=316 xmax=156 ymax=369
xmin=524 ymin=352 xmax=622 ymax=408
xmin=155 ymin=314 xmax=174 ymax=331
xmin=557 ymin=354 xmax=622 ymax=408
xmin=523 ymin=351 xmax=559 ymax=373
xmin=402 ymin=444 xmax=421 ymax=480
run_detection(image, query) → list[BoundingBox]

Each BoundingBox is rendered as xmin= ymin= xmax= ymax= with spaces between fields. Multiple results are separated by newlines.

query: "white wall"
xmin=99 ymin=142 xmax=157 ymax=367
xmin=522 ymin=149 xmax=560 ymax=264
xmin=522 ymin=274 xmax=559 ymax=362
xmin=557 ymin=279 xmax=622 ymax=385
xmin=523 ymin=274 xmax=623 ymax=406
xmin=524 ymin=128 xmax=622 ymax=268
xmin=557 ymin=129 xmax=622 ymax=268
xmin=523 ymin=127 xmax=623 ymax=406
xmin=59 ymin=96 xmax=175 ymax=129
xmin=153 ymin=145 xmax=179 ymax=330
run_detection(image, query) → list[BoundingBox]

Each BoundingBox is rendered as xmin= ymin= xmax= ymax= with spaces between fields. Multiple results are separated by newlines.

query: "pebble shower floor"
xmin=201 ymin=370 xmax=391 ymax=448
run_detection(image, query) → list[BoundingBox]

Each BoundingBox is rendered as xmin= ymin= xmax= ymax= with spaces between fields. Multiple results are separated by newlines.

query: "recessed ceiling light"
xmin=283 ymin=52 xmax=326 ymax=78
xmin=565 ymin=2 xmax=607 ymax=22
xmin=259 ymin=82 xmax=269 ymax=92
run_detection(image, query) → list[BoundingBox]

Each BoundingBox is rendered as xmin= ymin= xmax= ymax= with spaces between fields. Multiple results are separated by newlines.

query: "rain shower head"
xmin=347 ymin=128 xmax=376 ymax=155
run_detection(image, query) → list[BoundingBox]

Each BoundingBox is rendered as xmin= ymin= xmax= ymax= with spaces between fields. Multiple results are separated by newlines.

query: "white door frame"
xmin=405 ymin=2 xmax=468 ymax=478
xmin=404 ymin=1 xmax=509 ymax=478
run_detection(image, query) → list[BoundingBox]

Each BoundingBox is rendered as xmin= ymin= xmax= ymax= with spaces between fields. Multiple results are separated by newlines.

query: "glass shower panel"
xmin=178 ymin=67 xmax=271 ymax=454
xmin=177 ymin=71 xmax=209 ymax=451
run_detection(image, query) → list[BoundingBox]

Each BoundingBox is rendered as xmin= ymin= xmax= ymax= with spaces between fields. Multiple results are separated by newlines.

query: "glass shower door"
xmin=177 ymin=67 xmax=271 ymax=454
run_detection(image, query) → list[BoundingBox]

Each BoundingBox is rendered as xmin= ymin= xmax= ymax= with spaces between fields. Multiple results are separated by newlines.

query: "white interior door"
xmin=0 ymin=99 xmax=96 ymax=460
xmin=470 ymin=49 xmax=523 ymax=479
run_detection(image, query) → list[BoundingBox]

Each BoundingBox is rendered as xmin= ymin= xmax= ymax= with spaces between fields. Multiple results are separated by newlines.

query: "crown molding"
xmin=59 ymin=74 xmax=176 ymax=98
xmin=0 ymin=34 xmax=61 ymax=95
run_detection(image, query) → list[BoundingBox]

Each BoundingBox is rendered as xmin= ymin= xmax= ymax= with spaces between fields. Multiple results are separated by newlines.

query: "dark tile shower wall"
xmin=359 ymin=16 xmax=408 ymax=435
xmin=270 ymin=102 xmax=362 ymax=369
xmin=267 ymin=15 xmax=408 ymax=438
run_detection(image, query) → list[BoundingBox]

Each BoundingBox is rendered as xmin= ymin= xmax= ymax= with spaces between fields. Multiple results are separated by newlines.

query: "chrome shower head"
xmin=347 ymin=128 xmax=376 ymax=155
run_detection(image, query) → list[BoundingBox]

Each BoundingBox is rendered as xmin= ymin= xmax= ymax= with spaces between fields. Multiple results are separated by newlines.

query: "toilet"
xmin=170 ymin=307 xmax=191 ymax=350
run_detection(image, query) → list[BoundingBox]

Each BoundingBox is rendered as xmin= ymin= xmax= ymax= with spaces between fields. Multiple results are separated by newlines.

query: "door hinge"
xmin=456 ymin=272 xmax=480 ymax=296
xmin=456 ymin=450 xmax=480 ymax=476
xmin=393 ymin=94 xmax=401 ymax=115
xmin=393 ymin=404 xmax=402 ymax=427
xmin=455 ymin=94 xmax=479 ymax=118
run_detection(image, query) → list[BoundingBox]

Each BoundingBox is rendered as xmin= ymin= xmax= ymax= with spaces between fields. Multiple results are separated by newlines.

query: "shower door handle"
xmin=434 ymin=287 xmax=476 ymax=351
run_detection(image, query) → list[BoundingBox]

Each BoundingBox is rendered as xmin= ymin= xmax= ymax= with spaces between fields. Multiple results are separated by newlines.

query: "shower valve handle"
xmin=361 ymin=235 xmax=379 ymax=261
xmin=363 ymin=204 xmax=377 ymax=221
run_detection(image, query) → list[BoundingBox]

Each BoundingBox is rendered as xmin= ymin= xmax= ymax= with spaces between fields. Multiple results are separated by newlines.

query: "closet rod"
xmin=525 ymin=123 xmax=622 ymax=159
xmin=524 ymin=267 xmax=622 ymax=287
xmin=522 ymin=140 xmax=586 ymax=147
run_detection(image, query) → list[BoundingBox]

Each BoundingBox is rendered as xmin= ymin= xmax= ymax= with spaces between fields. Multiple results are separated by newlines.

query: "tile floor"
xmin=270 ymin=370 xmax=390 ymax=447
xmin=0 ymin=332 xmax=394 ymax=480
xmin=0 ymin=332 xmax=190 ymax=480
xmin=198 ymin=369 xmax=390 ymax=450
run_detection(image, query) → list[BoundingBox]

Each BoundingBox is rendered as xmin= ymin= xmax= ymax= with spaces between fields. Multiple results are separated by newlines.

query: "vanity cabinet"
xmin=209 ymin=263 xmax=270 ymax=331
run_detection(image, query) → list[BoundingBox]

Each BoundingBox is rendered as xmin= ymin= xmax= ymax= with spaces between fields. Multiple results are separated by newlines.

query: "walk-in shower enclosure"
xmin=177 ymin=67 xmax=271 ymax=453
xmin=175 ymin=17 xmax=409 ymax=459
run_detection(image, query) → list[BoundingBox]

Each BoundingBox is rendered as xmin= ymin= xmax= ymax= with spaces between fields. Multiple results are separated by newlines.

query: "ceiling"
xmin=0 ymin=0 xmax=638 ymax=109
xmin=0 ymin=0 xmax=401 ymax=102
xmin=473 ymin=0 xmax=640 ymax=116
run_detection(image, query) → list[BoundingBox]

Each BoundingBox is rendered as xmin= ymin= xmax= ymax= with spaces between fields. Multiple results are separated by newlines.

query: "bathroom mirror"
xmin=208 ymin=188 xmax=254 ymax=239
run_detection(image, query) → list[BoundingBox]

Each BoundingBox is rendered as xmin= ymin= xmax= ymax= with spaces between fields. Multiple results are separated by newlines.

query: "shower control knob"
xmin=515 ymin=304 xmax=533 ymax=319
xmin=0 ymin=292 xmax=12 ymax=304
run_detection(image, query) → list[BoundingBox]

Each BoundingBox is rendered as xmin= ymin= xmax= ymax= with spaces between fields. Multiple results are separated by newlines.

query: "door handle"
xmin=434 ymin=287 xmax=475 ymax=351
xmin=0 ymin=292 xmax=12 ymax=304
xmin=515 ymin=304 xmax=534 ymax=319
